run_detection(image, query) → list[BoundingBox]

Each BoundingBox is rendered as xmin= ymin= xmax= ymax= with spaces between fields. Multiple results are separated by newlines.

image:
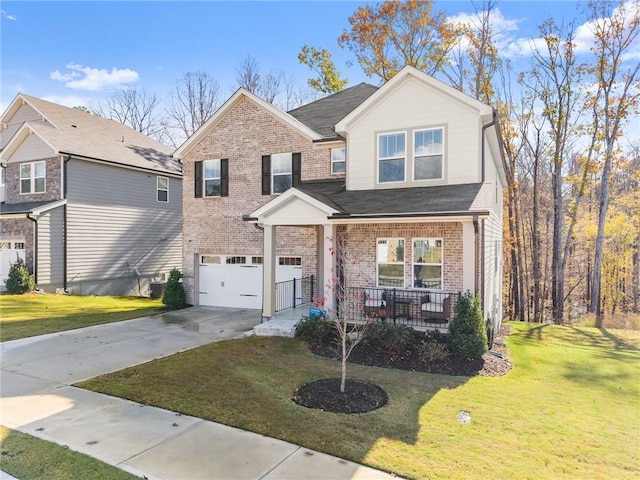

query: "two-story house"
xmin=0 ymin=94 xmax=183 ymax=295
xmin=175 ymin=66 xmax=505 ymax=331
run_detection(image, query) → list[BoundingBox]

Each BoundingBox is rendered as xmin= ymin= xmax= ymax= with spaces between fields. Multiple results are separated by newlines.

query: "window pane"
xmin=379 ymin=133 xmax=405 ymax=159
xmin=157 ymin=177 xmax=168 ymax=189
xmin=272 ymin=153 xmax=292 ymax=174
xmin=415 ymin=129 xmax=442 ymax=156
xmin=205 ymin=179 xmax=221 ymax=197
xmin=34 ymin=178 xmax=45 ymax=192
xmin=379 ymin=158 xmax=405 ymax=182
xmin=20 ymin=164 xmax=31 ymax=179
xmin=158 ymin=190 xmax=168 ymax=202
xmin=331 ymin=148 xmax=345 ymax=161
xmin=415 ymin=155 xmax=443 ymax=180
xmin=414 ymin=265 xmax=442 ymax=289
xmin=21 ymin=179 xmax=31 ymax=193
xmin=377 ymin=238 xmax=404 ymax=263
xmin=204 ymin=160 xmax=220 ymax=179
xmin=273 ymin=174 xmax=292 ymax=194
xmin=378 ymin=264 xmax=404 ymax=287
xmin=332 ymin=161 xmax=345 ymax=174
xmin=34 ymin=162 xmax=46 ymax=177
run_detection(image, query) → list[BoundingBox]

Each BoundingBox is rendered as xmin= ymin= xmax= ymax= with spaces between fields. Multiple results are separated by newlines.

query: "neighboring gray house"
xmin=0 ymin=93 xmax=182 ymax=295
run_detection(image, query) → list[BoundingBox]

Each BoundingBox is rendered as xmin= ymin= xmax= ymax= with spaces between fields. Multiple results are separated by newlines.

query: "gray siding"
xmin=37 ymin=206 xmax=65 ymax=290
xmin=66 ymin=158 xmax=182 ymax=295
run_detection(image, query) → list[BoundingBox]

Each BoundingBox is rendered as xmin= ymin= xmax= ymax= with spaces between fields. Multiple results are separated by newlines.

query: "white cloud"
xmin=1 ymin=9 xmax=17 ymax=21
xmin=49 ymin=63 xmax=139 ymax=91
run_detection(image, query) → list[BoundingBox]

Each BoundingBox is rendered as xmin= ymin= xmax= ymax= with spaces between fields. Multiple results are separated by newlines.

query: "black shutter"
xmin=194 ymin=161 xmax=203 ymax=198
xmin=292 ymin=152 xmax=302 ymax=187
xmin=262 ymin=155 xmax=271 ymax=195
xmin=220 ymin=159 xmax=229 ymax=197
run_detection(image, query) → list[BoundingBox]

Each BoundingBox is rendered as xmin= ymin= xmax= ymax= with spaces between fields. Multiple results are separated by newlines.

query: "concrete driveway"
xmin=0 ymin=306 xmax=396 ymax=480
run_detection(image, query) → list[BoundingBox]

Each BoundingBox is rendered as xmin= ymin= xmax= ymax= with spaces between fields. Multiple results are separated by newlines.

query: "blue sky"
xmin=0 ymin=0 xmax=636 ymax=116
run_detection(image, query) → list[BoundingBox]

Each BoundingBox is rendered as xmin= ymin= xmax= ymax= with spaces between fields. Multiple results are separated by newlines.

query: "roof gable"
xmin=335 ymin=66 xmax=493 ymax=133
xmin=0 ymin=93 xmax=180 ymax=175
xmin=174 ymin=88 xmax=322 ymax=159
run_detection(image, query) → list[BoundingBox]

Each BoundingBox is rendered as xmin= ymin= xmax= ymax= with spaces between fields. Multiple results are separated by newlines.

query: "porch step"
xmin=253 ymin=318 xmax=298 ymax=338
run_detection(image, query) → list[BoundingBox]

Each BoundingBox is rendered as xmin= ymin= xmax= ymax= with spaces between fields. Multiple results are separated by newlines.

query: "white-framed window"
xmin=377 ymin=238 xmax=405 ymax=287
xmin=331 ymin=147 xmax=346 ymax=174
xmin=272 ymin=153 xmax=292 ymax=194
xmin=414 ymin=128 xmax=444 ymax=181
xmin=20 ymin=161 xmax=46 ymax=194
xmin=412 ymin=238 xmax=443 ymax=289
xmin=204 ymin=159 xmax=221 ymax=197
xmin=157 ymin=176 xmax=168 ymax=202
xmin=378 ymin=132 xmax=406 ymax=183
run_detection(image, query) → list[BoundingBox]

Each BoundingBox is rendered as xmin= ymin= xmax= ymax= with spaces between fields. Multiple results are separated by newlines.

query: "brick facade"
xmin=339 ymin=222 xmax=464 ymax=293
xmin=182 ymin=96 xmax=327 ymax=304
xmin=4 ymin=156 xmax=62 ymax=204
xmin=0 ymin=218 xmax=34 ymax=272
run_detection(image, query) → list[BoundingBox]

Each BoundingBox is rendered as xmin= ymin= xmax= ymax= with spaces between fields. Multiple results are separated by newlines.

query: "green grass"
xmin=0 ymin=426 xmax=138 ymax=480
xmin=0 ymin=294 xmax=165 ymax=342
xmin=78 ymin=322 xmax=640 ymax=480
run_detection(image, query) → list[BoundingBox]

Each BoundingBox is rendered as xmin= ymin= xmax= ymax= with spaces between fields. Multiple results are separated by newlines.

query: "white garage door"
xmin=0 ymin=240 xmax=26 ymax=290
xmin=198 ymin=255 xmax=302 ymax=309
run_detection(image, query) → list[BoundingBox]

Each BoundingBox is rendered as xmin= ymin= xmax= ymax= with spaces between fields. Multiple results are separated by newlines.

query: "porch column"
xmin=318 ymin=224 xmax=335 ymax=315
xmin=462 ymin=221 xmax=476 ymax=292
xmin=262 ymin=224 xmax=277 ymax=319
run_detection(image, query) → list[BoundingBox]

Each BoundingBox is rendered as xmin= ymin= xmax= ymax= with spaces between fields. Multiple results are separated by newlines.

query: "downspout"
xmin=63 ymin=155 xmax=71 ymax=292
xmin=27 ymin=214 xmax=38 ymax=285
xmin=473 ymin=215 xmax=479 ymax=296
xmin=481 ymin=108 xmax=498 ymax=183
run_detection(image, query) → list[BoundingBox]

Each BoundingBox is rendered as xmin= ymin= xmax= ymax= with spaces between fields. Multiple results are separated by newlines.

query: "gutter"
xmin=329 ymin=210 xmax=492 ymax=220
xmin=58 ymin=151 xmax=181 ymax=178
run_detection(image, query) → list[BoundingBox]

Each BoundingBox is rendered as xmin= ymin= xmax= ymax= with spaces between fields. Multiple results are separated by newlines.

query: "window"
xmin=157 ymin=176 xmax=168 ymax=202
xmin=272 ymin=153 xmax=292 ymax=194
xmin=14 ymin=242 xmax=25 ymax=250
xmin=204 ymin=160 xmax=221 ymax=197
xmin=201 ymin=255 xmax=221 ymax=264
xmin=378 ymin=132 xmax=405 ymax=183
xmin=251 ymin=257 xmax=263 ymax=265
xmin=377 ymin=238 xmax=404 ymax=287
xmin=262 ymin=153 xmax=301 ymax=195
xmin=331 ymin=147 xmax=346 ymax=174
xmin=226 ymin=256 xmax=246 ymax=264
xmin=194 ymin=159 xmax=228 ymax=198
xmin=412 ymin=238 xmax=443 ymax=289
xmin=414 ymin=128 xmax=443 ymax=180
xmin=279 ymin=257 xmax=302 ymax=266
xmin=20 ymin=161 xmax=46 ymax=194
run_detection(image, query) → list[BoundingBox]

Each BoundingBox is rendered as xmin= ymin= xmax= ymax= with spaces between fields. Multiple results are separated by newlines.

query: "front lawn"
xmin=78 ymin=323 xmax=640 ymax=480
xmin=0 ymin=294 xmax=165 ymax=342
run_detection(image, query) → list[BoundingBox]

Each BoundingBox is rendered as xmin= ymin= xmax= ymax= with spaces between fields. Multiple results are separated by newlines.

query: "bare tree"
xmin=94 ymin=87 xmax=167 ymax=142
xmin=166 ymin=71 xmax=221 ymax=146
xmin=235 ymin=55 xmax=262 ymax=94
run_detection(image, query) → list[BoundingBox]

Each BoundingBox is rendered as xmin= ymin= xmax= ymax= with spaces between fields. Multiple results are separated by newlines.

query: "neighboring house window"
xmin=414 ymin=128 xmax=443 ymax=181
xmin=1 ymin=165 xmax=5 ymax=203
xmin=262 ymin=152 xmax=301 ymax=195
xmin=378 ymin=132 xmax=405 ymax=183
xmin=331 ymin=147 xmax=346 ymax=174
xmin=377 ymin=238 xmax=405 ymax=287
xmin=157 ymin=176 xmax=169 ymax=202
xmin=20 ymin=161 xmax=46 ymax=194
xmin=412 ymin=238 xmax=443 ymax=289
xmin=194 ymin=159 xmax=228 ymax=198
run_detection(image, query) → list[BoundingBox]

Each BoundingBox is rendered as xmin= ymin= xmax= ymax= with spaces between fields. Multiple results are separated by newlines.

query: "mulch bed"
xmin=293 ymin=326 xmax=512 ymax=414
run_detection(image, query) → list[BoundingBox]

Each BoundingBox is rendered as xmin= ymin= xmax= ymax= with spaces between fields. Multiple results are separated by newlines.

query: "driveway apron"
xmin=1 ymin=306 xmax=396 ymax=480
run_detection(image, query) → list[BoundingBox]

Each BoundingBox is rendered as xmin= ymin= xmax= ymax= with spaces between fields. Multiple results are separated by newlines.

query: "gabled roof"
xmin=173 ymin=88 xmax=323 ymax=159
xmin=287 ymin=83 xmax=378 ymax=139
xmin=0 ymin=94 xmax=180 ymax=175
xmin=335 ymin=66 xmax=494 ymax=134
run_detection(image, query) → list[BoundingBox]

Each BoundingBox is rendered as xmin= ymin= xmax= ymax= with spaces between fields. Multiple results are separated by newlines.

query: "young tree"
xmin=586 ymin=0 xmax=640 ymax=326
xmin=338 ymin=0 xmax=461 ymax=82
xmin=298 ymin=45 xmax=348 ymax=94
xmin=166 ymin=71 xmax=221 ymax=146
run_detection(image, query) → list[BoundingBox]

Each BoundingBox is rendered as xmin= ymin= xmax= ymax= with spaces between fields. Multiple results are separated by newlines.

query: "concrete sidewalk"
xmin=1 ymin=306 xmax=396 ymax=480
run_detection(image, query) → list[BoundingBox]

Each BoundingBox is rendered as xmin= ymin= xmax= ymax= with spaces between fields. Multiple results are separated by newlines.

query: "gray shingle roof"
xmin=287 ymin=83 xmax=378 ymax=139
xmin=2 ymin=94 xmax=181 ymax=176
xmin=296 ymin=180 xmax=492 ymax=217
xmin=0 ymin=200 xmax=60 ymax=215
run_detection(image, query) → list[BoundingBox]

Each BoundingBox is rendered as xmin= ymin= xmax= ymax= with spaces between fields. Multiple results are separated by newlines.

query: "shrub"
xmin=162 ymin=268 xmax=187 ymax=309
xmin=448 ymin=291 xmax=488 ymax=359
xmin=294 ymin=315 xmax=334 ymax=345
xmin=418 ymin=339 xmax=450 ymax=363
xmin=4 ymin=256 xmax=36 ymax=293
xmin=362 ymin=323 xmax=413 ymax=360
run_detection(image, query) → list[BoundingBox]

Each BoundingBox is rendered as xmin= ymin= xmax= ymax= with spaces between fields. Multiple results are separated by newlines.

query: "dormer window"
xmin=378 ymin=132 xmax=406 ymax=183
xmin=20 ymin=161 xmax=46 ymax=194
xmin=414 ymin=128 xmax=443 ymax=181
